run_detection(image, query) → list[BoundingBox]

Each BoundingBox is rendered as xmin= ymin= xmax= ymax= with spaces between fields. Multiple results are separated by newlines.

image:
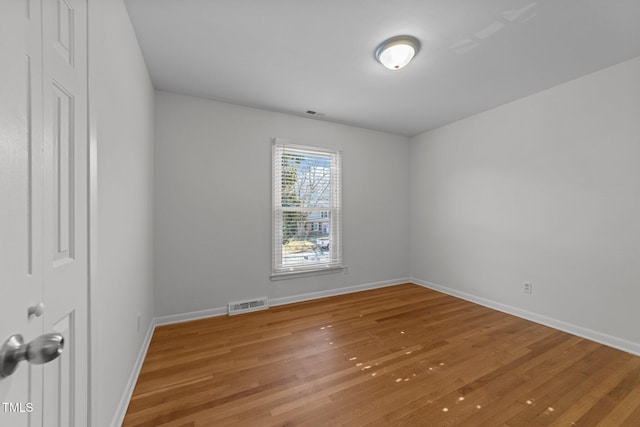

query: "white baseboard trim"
xmin=411 ymin=277 xmax=640 ymax=356
xmin=154 ymin=306 xmax=228 ymax=326
xmin=110 ymin=318 xmax=156 ymax=427
xmin=153 ymin=278 xmax=411 ymax=326
xmin=270 ymin=277 xmax=411 ymax=307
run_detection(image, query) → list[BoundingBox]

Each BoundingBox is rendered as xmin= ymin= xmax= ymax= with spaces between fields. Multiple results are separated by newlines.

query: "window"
xmin=272 ymin=139 xmax=342 ymax=276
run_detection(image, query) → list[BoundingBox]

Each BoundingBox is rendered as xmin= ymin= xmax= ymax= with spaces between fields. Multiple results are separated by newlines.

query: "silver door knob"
xmin=0 ymin=333 xmax=64 ymax=378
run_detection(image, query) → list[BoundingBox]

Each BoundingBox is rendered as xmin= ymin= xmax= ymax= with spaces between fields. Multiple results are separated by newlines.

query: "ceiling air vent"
xmin=228 ymin=297 xmax=269 ymax=316
xmin=304 ymin=110 xmax=325 ymax=118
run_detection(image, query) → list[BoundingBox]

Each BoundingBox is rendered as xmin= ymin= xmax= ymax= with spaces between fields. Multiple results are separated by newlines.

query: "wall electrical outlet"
xmin=523 ymin=282 xmax=533 ymax=294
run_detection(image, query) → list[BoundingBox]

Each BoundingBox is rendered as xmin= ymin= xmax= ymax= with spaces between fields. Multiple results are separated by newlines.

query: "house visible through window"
xmin=272 ymin=139 xmax=342 ymax=276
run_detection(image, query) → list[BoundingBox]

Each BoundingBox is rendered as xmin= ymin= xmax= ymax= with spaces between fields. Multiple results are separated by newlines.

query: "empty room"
xmin=2 ymin=0 xmax=640 ymax=426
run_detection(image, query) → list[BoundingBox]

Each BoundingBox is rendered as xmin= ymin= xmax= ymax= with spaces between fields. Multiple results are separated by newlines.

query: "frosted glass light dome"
xmin=375 ymin=36 xmax=420 ymax=70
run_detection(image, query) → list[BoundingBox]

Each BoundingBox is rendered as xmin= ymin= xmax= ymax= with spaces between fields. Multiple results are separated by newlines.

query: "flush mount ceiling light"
xmin=375 ymin=35 xmax=420 ymax=70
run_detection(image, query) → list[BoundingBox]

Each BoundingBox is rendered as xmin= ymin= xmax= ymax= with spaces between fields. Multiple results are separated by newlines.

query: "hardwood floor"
xmin=123 ymin=284 xmax=640 ymax=426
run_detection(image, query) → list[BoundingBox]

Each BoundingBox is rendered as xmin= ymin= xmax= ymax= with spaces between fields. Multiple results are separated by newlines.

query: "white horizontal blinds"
xmin=272 ymin=140 xmax=342 ymax=274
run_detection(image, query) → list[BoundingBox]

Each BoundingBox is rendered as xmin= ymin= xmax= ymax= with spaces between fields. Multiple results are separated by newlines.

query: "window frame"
xmin=271 ymin=138 xmax=343 ymax=279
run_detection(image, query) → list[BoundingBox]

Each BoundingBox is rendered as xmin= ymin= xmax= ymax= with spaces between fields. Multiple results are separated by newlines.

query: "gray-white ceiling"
xmin=125 ymin=0 xmax=640 ymax=136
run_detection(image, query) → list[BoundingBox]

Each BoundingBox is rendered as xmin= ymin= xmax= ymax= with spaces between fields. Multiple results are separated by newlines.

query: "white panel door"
xmin=0 ymin=1 xmax=45 ymax=426
xmin=0 ymin=0 xmax=89 ymax=426
xmin=41 ymin=0 xmax=89 ymax=424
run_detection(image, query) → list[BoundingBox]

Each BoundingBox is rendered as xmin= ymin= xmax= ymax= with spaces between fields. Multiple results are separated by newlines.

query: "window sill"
xmin=270 ymin=266 xmax=345 ymax=281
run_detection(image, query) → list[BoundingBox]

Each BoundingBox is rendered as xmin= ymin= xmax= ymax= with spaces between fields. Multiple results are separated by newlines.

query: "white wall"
xmin=154 ymin=91 xmax=410 ymax=317
xmin=88 ymin=1 xmax=155 ymax=426
xmin=410 ymin=56 xmax=640 ymax=352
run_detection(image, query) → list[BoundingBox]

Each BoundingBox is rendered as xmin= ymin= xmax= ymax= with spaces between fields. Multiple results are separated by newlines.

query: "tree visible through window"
xmin=272 ymin=140 xmax=342 ymax=275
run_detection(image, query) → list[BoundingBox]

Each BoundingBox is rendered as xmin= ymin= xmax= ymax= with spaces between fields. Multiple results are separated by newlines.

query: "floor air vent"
xmin=228 ymin=297 xmax=269 ymax=316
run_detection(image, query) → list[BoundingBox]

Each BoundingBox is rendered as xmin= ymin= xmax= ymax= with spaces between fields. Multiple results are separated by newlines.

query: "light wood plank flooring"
xmin=123 ymin=283 xmax=640 ymax=426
